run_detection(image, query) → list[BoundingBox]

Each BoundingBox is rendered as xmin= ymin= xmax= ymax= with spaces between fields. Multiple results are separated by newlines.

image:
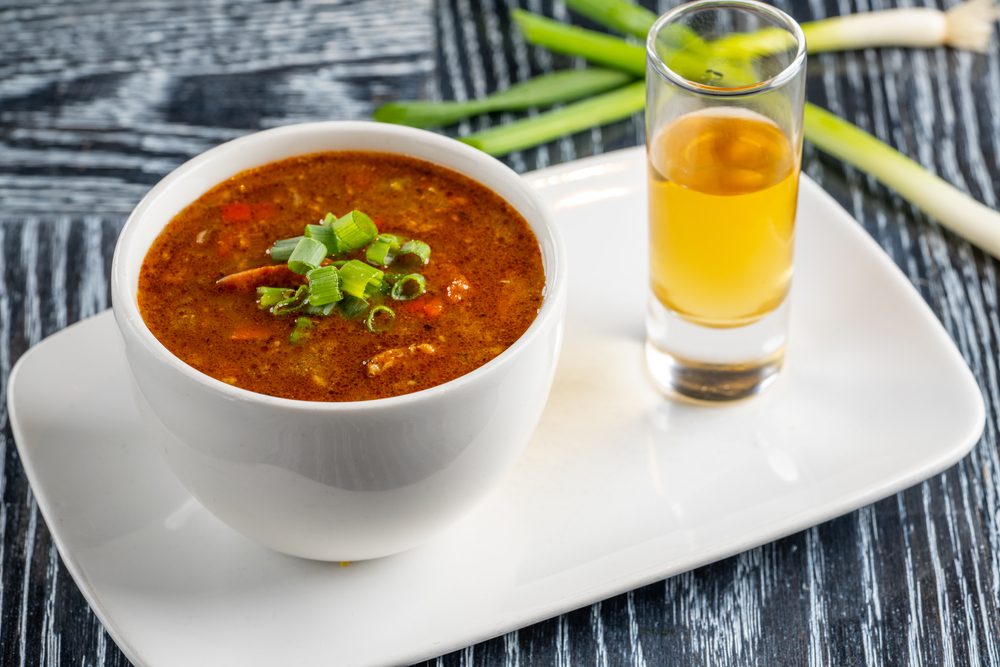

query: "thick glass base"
xmin=645 ymin=296 xmax=788 ymax=402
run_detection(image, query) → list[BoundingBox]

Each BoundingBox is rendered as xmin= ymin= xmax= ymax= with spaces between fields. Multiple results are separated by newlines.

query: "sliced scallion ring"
xmin=366 ymin=305 xmax=396 ymax=333
xmin=305 ymin=224 xmax=340 ymax=255
xmin=287 ymin=237 xmax=328 ymax=275
xmin=390 ymin=273 xmax=427 ymax=301
xmin=398 ymin=239 xmax=431 ymax=264
xmin=331 ymin=210 xmax=378 ymax=251
xmin=271 ymin=285 xmax=310 ymax=315
xmin=338 ymin=260 xmax=383 ymax=299
xmin=268 ymin=236 xmax=304 ymax=262
xmin=365 ymin=234 xmax=401 ymax=267
xmin=257 ymin=286 xmax=294 ymax=309
xmin=306 ymin=265 xmax=342 ymax=306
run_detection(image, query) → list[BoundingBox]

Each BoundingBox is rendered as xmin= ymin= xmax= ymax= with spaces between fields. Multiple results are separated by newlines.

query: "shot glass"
xmin=644 ymin=0 xmax=807 ymax=402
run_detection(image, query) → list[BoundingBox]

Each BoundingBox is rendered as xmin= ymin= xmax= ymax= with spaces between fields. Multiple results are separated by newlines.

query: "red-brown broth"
xmin=137 ymin=151 xmax=545 ymax=401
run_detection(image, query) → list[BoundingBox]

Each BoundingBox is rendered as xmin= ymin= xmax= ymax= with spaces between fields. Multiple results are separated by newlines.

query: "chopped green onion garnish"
xmin=306 ymin=265 xmax=343 ymax=306
xmin=338 ymin=259 xmax=383 ymax=299
xmin=305 ymin=224 xmax=340 ymax=255
xmin=287 ymin=237 xmax=328 ymax=275
xmin=390 ymin=273 xmax=427 ymax=301
xmin=303 ymin=302 xmax=337 ymax=316
xmin=337 ymin=295 xmax=369 ymax=320
xmin=289 ymin=317 xmax=314 ymax=345
xmin=398 ymin=239 xmax=431 ymax=264
xmin=322 ymin=212 xmax=336 ymax=225
xmin=271 ymin=285 xmax=310 ymax=315
xmin=366 ymin=305 xmax=396 ymax=333
xmin=268 ymin=236 xmax=304 ymax=262
xmin=331 ymin=210 xmax=378 ymax=251
xmin=365 ymin=234 xmax=402 ymax=267
xmin=257 ymin=286 xmax=294 ymax=309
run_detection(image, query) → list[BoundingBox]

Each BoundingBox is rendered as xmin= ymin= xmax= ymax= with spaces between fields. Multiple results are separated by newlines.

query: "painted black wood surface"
xmin=2 ymin=0 xmax=999 ymax=664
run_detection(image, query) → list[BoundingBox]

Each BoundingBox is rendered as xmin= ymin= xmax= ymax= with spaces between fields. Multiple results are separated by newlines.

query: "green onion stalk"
xmin=375 ymin=4 xmax=1000 ymax=257
xmin=564 ymin=0 xmax=1000 ymax=53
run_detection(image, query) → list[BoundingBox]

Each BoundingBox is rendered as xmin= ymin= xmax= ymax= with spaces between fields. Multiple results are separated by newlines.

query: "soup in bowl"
xmin=111 ymin=122 xmax=566 ymax=561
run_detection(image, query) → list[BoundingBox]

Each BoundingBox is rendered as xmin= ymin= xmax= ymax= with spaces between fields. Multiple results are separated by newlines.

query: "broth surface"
xmin=138 ymin=151 xmax=545 ymax=401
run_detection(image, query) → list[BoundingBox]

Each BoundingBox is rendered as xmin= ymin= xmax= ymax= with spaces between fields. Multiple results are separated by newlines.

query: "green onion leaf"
xmin=337 ymin=295 xmax=370 ymax=320
xmin=287 ymin=237 xmax=328 ymax=274
xmin=331 ymin=210 xmax=379 ymax=251
xmin=338 ymin=259 xmax=384 ymax=299
xmin=365 ymin=234 xmax=401 ymax=267
xmin=257 ymin=286 xmax=294 ymax=309
xmin=373 ymin=69 xmax=633 ymax=129
xmin=271 ymin=285 xmax=310 ymax=315
xmin=289 ymin=317 xmax=314 ymax=345
xmin=322 ymin=212 xmax=336 ymax=225
xmin=268 ymin=236 xmax=305 ymax=262
xmin=306 ymin=265 xmax=343 ymax=306
xmin=305 ymin=224 xmax=340 ymax=255
xmin=390 ymin=273 xmax=427 ymax=301
xmin=366 ymin=305 xmax=396 ymax=333
xmin=397 ymin=239 xmax=431 ymax=264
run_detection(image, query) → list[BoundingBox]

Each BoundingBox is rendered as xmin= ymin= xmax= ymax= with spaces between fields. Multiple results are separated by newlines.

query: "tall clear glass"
xmin=645 ymin=0 xmax=806 ymax=402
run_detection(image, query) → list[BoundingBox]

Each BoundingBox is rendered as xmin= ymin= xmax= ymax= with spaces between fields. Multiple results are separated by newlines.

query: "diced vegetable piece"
xmin=366 ymin=305 xmax=396 ymax=333
xmin=257 ymin=286 xmax=295 ymax=309
xmin=397 ymin=239 xmax=431 ymax=264
xmin=221 ymin=202 xmax=253 ymax=223
xmin=338 ymin=260 xmax=384 ymax=299
xmin=271 ymin=285 xmax=310 ymax=315
xmin=307 ymin=265 xmax=343 ymax=306
xmin=268 ymin=236 xmax=305 ymax=261
xmin=306 ymin=224 xmax=340 ymax=255
xmin=365 ymin=234 xmax=401 ymax=267
xmin=288 ymin=237 xmax=328 ymax=274
xmin=230 ymin=325 xmax=271 ymax=341
xmin=390 ymin=273 xmax=427 ymax=300
xmin=331 ymin=210 xmax=379 ymax=251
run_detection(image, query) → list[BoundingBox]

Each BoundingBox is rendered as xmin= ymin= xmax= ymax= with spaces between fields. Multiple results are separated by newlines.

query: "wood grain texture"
xmin=2 ymin=0 xmax=999 ymax=665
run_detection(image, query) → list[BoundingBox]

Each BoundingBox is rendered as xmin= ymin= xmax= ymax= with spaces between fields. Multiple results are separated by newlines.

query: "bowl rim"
xmin=111 ymin=121 xmax=567 ymax=412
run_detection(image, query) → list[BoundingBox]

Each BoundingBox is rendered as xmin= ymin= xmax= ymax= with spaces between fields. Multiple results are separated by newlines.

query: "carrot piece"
xmin=230 ymin=325 xmax=271 ymax=341
xmin=221 ymin=202 xmax=253 ymax=223
xmin=397 ymin=296 xmax=443 ymax=318
xmin=215 ymin=264 xmax=303 ymax=291
xmin=423 ymin=298 xmax=444 ymax=318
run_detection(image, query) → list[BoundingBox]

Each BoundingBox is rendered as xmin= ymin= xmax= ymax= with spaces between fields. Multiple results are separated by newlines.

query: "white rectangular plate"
xmin=9 ymin=147 xmax=985 ymax=666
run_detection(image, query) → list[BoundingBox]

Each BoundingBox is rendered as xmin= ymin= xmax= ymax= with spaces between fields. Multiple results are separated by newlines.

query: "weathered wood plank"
xmin=2 ymin=0 xmax=999 ymax=665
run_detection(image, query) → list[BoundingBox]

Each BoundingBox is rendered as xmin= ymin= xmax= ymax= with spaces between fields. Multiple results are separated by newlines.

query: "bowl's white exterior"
xmin=111 ymin=122 xmax=566 ymax=561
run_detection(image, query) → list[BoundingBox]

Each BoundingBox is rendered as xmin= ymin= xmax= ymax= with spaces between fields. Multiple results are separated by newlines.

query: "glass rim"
xmin=646 ymin=0 xmax=807 ymax=98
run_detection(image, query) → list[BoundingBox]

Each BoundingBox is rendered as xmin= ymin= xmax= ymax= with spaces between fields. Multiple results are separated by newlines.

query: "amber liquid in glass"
xmin=648 ymin=108 xmax=799 ymax=328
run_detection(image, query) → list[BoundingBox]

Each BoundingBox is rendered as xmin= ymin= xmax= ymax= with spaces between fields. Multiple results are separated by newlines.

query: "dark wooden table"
xmin=2 ymin=0 xmax=999 ymax=664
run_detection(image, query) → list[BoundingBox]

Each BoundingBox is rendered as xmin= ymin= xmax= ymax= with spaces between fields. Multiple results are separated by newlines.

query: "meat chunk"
xmin=445 ymin=274 xmax=471 ymax=303
xmin=364 ymin=343 xmax=437 ymax=378
xmin=215 ymin=264 xmax=303 ymax=291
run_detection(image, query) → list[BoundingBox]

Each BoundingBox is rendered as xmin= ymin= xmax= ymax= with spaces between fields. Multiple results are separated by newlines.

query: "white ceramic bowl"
xmin=111 ymin=122 xmax=567 ymax=561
